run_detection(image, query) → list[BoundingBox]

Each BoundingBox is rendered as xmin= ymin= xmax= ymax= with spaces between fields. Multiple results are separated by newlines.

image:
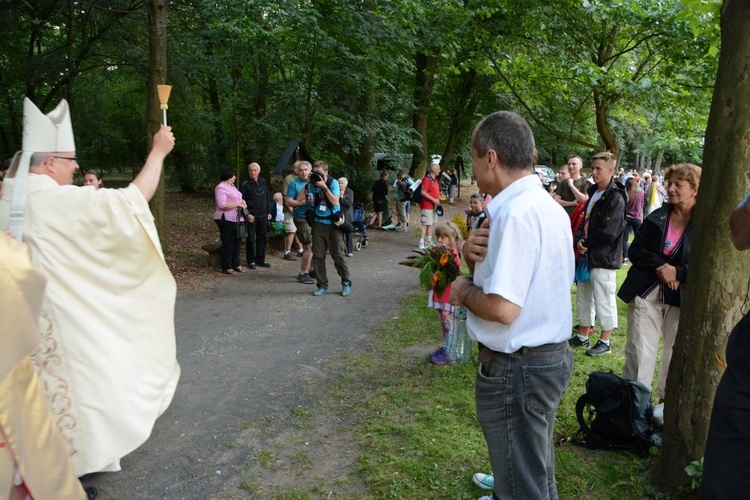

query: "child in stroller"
xmin=351 ymin=202 xmax=369 ymax=251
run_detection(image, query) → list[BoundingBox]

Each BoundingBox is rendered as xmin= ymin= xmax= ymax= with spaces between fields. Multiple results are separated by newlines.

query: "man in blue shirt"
xmin=309 ymin=161 xmax=351 ymax=297
xmin=285 ymin=161 xmax=315 ymax=284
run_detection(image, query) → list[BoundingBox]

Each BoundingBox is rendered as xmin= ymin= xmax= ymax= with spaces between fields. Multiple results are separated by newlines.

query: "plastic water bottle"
xmin=448 ymin=306 xmax=472 ymax=363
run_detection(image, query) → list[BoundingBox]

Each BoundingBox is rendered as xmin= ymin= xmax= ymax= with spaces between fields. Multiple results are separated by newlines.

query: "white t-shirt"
xmin=469 ymin=174 xmax=574 ymax=352
xmin=583 ymin=189 xmax=605 ymax=238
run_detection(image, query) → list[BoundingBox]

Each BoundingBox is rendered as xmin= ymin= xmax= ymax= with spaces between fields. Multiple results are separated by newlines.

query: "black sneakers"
xmin=585 ymin=340 xmax=612 ymax=356
xmin=296 ymin=273 xmax=315 ymax=284
xmin=568 ymin=335 xmax=590 ymax=348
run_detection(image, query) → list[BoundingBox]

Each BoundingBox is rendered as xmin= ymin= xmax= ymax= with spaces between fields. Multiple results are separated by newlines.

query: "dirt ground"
xmin=80 ymin=190 xmax=474 ymax=499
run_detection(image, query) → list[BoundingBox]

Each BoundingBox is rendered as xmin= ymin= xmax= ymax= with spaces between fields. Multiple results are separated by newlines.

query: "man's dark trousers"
xmin=246 ymin=219 xmax=268 ymax=265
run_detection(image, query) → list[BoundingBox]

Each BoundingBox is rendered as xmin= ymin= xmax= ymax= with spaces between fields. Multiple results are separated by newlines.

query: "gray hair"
xmin=471 ymin=111 xmax=535 ymax=172
xmin=30 ymin=152 xmax=51 ymax=166
xmin=338 ymin=177 xmax=348 ymax=185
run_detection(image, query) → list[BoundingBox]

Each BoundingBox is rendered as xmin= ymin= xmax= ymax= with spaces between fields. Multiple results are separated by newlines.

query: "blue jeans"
xmin=344 ymin=230 xmax=353 ymax=254
xmin=476 ymin=341 xmax=573 ymax=500
xmin=623 ymin=217 xmax=642 ymax=259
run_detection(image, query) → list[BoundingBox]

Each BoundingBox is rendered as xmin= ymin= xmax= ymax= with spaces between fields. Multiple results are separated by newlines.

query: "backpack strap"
xmin=311 ymin=176 xmax=338 ymax=221
xmin=575 ymin=393 xmax=593 ymax=436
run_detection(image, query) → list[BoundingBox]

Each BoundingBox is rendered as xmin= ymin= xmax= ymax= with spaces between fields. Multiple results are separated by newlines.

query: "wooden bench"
xmin=201 ymin=231 xmax=286 ymax=270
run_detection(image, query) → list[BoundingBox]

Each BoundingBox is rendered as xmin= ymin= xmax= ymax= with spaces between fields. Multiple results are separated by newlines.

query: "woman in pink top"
xmin=618 ymin=163 xmax=701 ymax=402
xmin=622 ymin=177 xmax=644 ymax=262
xmin=213 ymin=168 xmax=247 ymax=274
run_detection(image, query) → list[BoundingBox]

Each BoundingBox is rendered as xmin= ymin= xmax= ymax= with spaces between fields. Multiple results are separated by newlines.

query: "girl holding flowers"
xmin=427 ymin=222 xmax=463 ymax=364
xmin=399 ymin=221 xmax=463 ymax=364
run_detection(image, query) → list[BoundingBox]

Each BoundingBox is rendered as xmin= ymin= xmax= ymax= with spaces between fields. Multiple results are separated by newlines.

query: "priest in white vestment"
xmin=0 ymin=98 xmax=180 ymax=477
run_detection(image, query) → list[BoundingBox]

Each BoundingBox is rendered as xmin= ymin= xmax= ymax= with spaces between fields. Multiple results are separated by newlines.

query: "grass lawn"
xmin=337 ymin=265 xmax=688 ymax=499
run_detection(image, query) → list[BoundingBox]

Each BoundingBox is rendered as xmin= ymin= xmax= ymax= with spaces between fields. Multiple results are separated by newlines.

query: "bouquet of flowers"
xmin=399 ymin=244 xmax=461 ymax=296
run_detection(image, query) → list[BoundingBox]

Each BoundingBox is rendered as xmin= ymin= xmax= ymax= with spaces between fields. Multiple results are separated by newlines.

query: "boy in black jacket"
xmin=569 ymin=152 xmax=626 ymax=355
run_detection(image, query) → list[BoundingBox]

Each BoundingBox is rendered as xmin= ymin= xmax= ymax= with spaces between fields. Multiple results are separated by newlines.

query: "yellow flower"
xmin=439 ymin=253 xmax=449 ymax=266
xmin=432 ymin=272 xmax=440 ymax=283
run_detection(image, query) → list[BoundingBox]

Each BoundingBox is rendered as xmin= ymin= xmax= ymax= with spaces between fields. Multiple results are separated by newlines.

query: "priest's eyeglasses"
xmin=52 ymin=156 xmax=79 ymax=164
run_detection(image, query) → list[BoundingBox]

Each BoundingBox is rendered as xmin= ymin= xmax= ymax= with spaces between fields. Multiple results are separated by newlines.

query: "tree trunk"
xmin=653 ymin=150 xmax=664 ymax=173
xmin=350 ymin=76 xmax=375 ymax=177
xmin=440 ymin=68 xmax=479 ymax=174
xmin=593 ymin=89 xmax=619 ymax=155
xmin=299 ymin=42 xmax=319 ymax=151
xmin=147 ymin=0 xmax=168 ymax=250
xmin=655 ymin=0 xmax=750 ymax=490
xmin=409 ymin=51 xmax=438 ymax=179
xmin=65 ymin=0 xmax=75 ymax=106
xmin=208 ymin=73 xmax=228 ymax=168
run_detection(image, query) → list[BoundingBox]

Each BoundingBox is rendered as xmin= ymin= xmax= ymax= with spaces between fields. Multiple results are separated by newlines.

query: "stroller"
xmin=351 ymin=202 xmax=369 ymax=251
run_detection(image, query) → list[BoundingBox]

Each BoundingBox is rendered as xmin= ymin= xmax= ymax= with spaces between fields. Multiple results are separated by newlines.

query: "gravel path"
xmin=81 ymin=223 xmax=427 ymax=498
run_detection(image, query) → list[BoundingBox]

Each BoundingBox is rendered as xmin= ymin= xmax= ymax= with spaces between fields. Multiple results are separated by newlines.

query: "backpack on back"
xmin=575 ymin=371 xmax=659 ymax=454
xmin=397 ymin=179 xmax=412 ymax=202
xmin=410 ymin=178 xmax=423 ymax=204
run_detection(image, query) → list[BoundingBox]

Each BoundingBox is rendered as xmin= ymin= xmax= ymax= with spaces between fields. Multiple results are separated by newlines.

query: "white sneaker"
xmin=473 ymin=472 xmax=494 ymax=490
xmin=418 ymin=240 xmax=425 ymax=250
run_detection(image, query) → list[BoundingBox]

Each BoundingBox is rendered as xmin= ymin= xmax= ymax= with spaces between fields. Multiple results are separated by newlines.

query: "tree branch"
xmin=485 ymin=49 xmax=601 ymax=151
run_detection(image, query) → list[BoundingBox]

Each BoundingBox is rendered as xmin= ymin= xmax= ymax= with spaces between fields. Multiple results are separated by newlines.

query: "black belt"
xmin=478 ymin=341 xmax=568 ymax=363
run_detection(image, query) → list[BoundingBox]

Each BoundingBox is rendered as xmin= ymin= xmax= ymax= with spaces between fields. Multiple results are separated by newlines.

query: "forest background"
xmin=5 ymin=0 xmax=750 ymax=492
xmin=0 ymin=0 xmax=719 ymax=198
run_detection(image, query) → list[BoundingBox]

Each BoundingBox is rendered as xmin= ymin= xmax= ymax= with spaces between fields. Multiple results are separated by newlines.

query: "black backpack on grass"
xmin=575 ymin=371 xmax=658 ymax=454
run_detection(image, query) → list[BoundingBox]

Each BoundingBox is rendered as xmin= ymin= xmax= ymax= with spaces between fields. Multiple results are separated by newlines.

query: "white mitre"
xmin=22 ymin=97 xmax=76 ymax=153
xmin=0 ymin=98 xmax=75 ymax=241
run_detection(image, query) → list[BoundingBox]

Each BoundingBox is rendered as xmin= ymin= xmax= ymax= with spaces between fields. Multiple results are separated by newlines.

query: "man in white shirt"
xmin=451 ymin=111 xmax=574 ymax=500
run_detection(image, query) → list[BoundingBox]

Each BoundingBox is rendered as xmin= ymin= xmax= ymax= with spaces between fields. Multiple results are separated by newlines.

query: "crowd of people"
xmin=210 ymin=152 xmax=467 ymax=292
xmin=212 ymin=159 xmax=353 ymax=296
xmin=378 ymin=118 xmax=704 ymax=498
xmin=1 ymin=95 xmax=746 ymax=500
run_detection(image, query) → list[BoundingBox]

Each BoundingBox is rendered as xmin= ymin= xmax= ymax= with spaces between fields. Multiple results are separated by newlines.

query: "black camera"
xmin=309 ymin=171 xmax=324 ymax=184
xmin=331 ymin=212 xmax=353 ymax=233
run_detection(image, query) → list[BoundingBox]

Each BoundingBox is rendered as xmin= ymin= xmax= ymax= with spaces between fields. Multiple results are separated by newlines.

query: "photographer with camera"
xmin=309 ymin=161 xmax=351 ymax=297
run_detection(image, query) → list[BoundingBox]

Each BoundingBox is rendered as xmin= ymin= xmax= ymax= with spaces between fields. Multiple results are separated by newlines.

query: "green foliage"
xmin=0 ymin=0 xmax=718 ymax=187
xmin=474 ymin=0 xmax=717 ymax=164
xmin=685 ymin=457 xmax=704 ymax=492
